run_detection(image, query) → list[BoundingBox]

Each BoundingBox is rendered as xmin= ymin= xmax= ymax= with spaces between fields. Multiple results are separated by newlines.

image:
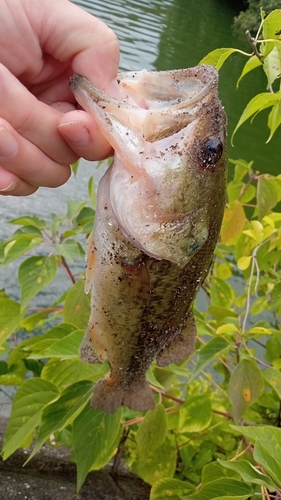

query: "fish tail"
xmin=90 ymin=377 xmax=155 ymax=413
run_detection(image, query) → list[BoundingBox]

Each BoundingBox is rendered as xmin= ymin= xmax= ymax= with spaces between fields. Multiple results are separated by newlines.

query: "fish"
xmin=69 ymin=65 xmax=227 ymax=413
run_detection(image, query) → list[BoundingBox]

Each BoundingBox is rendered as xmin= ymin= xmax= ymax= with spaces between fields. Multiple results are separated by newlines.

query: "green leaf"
xmin=88 ymin=176 xmax=96 ymax=208
xmin=26 ymin=323 xmax=77 ymax=355
xmin=210 ymin=277 xmax=235 ymax=308
xmin=199 ymin=48 xmax=247 ymax=70
xmin=208 ymin=306 xmax=237 ymax=323
xmin=26 ymin=380 xmax=93 ymax=462
xmin=146 ymin=366 xmax=165 ymax=390
xmin=13 ymin=225 xmax=43 ymax=237
xmin=227 ymin=181 xmax=255 ymax=205
xmin=66 ymin=200 xmax=87 ymax=220
xmin=257 ymin=176 xmax=281 ymax=219
xmin=73 ymin=405 xmax=122 ymax=491
xmin=228 ymin=359 xmax=264 ymax=422
xmin=54 ymin=239 xmax=84 ymax=261
xmin=179 ymin=395 xmax=212 ymax=433
xmin=28 ymin=329 xmax=84 ymax=359
xmin=263 ymin=367 xmax=281 ymax=399
xmin=221 ymin=201 xmax=246 ymax=246
xmin=41 ymin=358 xmax=109 ymax=390
xmin=262 ymin=9 xmax=281 ymax=57
xmin=3 ymin=235 xmax=43 ymax=264
xmin=76 ymin=206 xmax=95 ymax=227
xmin=136 ymin=404 xmax=167 ymax=453
xmin=218 ymin=459 xmax=276 ymax=491
xmin=263 ymin=45 xmax=281 ymax=88
xmin=132 ymin=436 xmax=177 ymax=486
xmin=192 ymin=337 xmax=230 ymax=379
xmin=150 ymin=478 xmax=195 ymax=500
xmin=71 ymin=159 xmax=80 ymax=176
xmin=232 ymin=92 xmax=279 ymax=143
xmin=9 ymin=215 xmax=46 ymax=229
xmin=20 ymin=310 xmax=54 ymax=332
xmin=201 ymin=462 xmax=238 ymax=484
xmin=63 ymin=279 xmax=90 ymax=330
xmin=18 ymin=256 xmax=57 ymax=309
xmin=0 ymin=295 xmax=26 ymax=346
xmin=188 ymin=478 xmax=253 ymax=500
xmin=2 ymin=379 xmax=59 ymax=459
xmin=237 ymin=56 xmax=262 ymax=87
xmin=232 ymin=425 xmax=281 ymax=459
xmin=254 ymin=440 xmax=281 ymax=487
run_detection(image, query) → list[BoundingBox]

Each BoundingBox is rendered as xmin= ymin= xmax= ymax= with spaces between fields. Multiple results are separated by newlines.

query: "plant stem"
xmin=60 ymin=256 xmax=76 ymax=283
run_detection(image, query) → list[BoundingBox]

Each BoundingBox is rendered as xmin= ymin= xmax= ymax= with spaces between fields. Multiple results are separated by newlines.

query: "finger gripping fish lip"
xmin=70 ymin=65 xmax=227 ymax=413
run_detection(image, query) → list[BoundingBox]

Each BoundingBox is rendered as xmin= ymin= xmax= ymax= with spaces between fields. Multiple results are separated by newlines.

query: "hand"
xmin=0 ymin=0 xmax=119 ymax=195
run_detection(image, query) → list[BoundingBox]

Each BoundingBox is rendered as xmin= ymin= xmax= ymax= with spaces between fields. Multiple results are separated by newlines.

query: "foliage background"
xmin=1 ymin=8 xmax=281 ymax=500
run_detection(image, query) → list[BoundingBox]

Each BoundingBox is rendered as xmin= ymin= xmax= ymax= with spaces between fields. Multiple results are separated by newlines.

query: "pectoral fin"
xmin=156 ymin=311 xmax=196 ymax=366
xmin=85 ymin=231 xmax=96 ymax=294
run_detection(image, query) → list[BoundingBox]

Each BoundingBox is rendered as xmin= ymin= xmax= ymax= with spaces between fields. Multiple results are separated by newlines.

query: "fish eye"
xmin=200 ymin=137 xmax=223 ymax=167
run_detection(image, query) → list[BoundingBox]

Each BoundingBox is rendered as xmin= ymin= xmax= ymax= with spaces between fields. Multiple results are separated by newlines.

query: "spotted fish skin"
xmin=70 ymin=66 xmax=227 ymax=413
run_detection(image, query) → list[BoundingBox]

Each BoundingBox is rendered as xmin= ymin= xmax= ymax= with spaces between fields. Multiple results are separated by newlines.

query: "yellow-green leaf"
xmin=63 ymin=279 xmax=90 ymax=330
xmin=136 ymin=404 xmax=167 ymax=453
xmin=150 ymin=478 xmax=195 ymax=500
xmin=73 ymin=405 xmax=122 ymax=491
xmin=2 ymin=379 xmax=59 ymax=459
xmin=237 ymin=256 xmax=252 ymax=271
xmin=178 ymin=395 xmax=212 ymax=433
xmin=263 ymin=367 xmax=281 ymax=399
xmin=228 ymin=359 xmax=263 ymax=422
xmin=132 ymin=436 xmax=176 ymax=486
xmin=217 ymin=323 xmax=237 ymax=335
xmin=232 ymin=92 xmax=279 ymax=144
xmin=237 ymin=55 xmax=262 ymax=87
xmin=19 ymin=256 xmax=57 ymax=310
xmin=257 ymin=176 xmax=281 ymax=219
xmin=221 ymin=201 xmax=246 ymax=245
xmin=199 ymin=48 xmax=247 ymax=70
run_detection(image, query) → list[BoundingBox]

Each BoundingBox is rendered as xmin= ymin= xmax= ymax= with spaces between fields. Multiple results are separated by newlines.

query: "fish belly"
xmin=80 ymin=168 xmax=200 ymax=413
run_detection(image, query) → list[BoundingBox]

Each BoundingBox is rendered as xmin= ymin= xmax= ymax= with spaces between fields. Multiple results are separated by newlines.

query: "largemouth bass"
xmin=70 ymin=65 xmax=227 ymax=413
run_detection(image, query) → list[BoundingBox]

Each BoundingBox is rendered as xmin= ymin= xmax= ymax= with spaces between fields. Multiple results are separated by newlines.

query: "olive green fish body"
xmin=70 ymin=66 xmax=227 ymax=413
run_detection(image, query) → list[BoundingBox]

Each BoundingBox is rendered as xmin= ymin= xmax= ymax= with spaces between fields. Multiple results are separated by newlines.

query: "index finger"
xmin=35 ymin=0 xmax=120 ymax=94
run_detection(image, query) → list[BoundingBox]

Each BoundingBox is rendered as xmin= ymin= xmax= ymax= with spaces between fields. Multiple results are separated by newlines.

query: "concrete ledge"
xmin=0 ymin=418 xmax=150 ymax=500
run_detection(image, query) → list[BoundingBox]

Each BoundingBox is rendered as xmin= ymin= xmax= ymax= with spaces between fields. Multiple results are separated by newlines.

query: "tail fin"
xmin=90 ymin=377 xmax=155 ymax=413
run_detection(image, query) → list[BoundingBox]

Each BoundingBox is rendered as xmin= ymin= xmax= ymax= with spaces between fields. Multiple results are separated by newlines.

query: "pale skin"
xmin=0 ymin=0 xmax=120 ymax=196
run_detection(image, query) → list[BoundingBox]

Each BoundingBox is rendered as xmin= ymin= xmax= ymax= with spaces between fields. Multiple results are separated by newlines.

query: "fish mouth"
xmin=69 ymin=65 xmax=219 ymax=143
xmin=69 ymin=67 xmax=226 ymax=265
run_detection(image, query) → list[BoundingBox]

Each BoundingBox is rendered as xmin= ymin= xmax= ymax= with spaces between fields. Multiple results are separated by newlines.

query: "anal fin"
xmin=156 ymin=311 xmax=196 ymax=367
xmin=79 ymin=322 xmax=107 ymax=364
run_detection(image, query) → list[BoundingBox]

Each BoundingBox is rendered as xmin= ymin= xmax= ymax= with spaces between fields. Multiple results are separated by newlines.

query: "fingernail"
xmin=0 ymin=180 xmax=16 ymax=193
xmin=58 ymin=121 xmax=90 ymax=146
xmin=0 ymin=127 xmax=18 ymax=158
